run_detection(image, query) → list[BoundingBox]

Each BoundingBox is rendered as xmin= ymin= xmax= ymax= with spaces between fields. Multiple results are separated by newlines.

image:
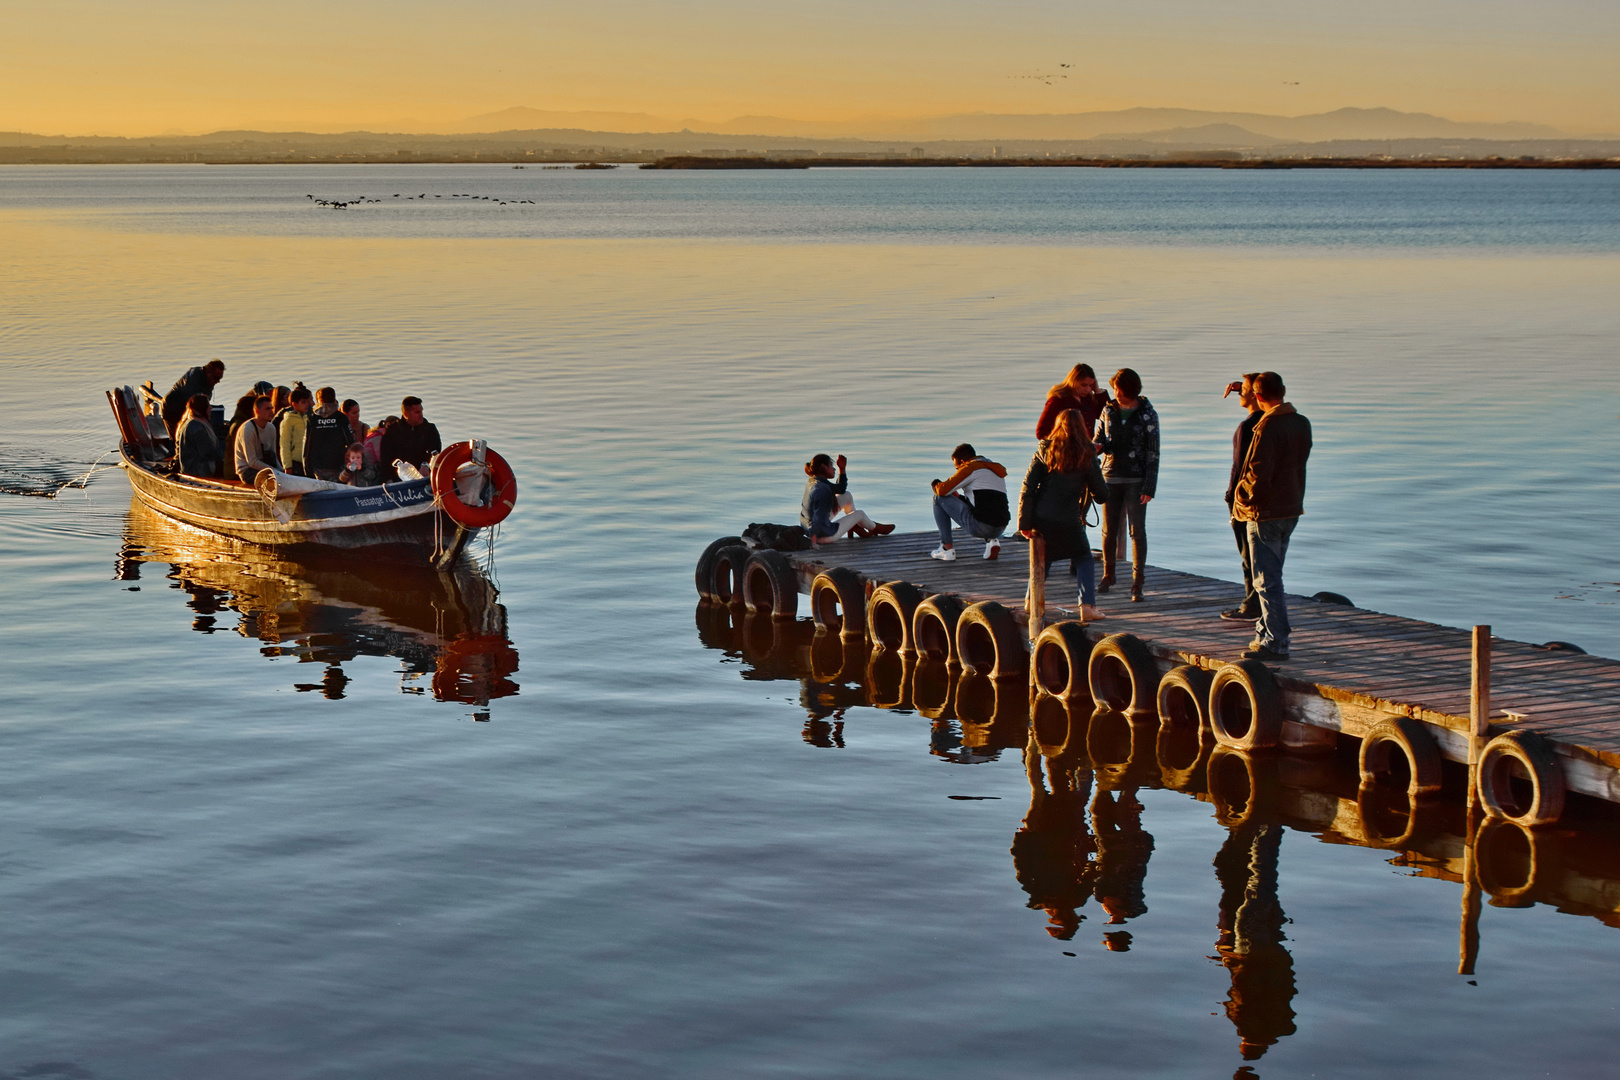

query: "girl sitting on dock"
xmin=1019 ymin=410 xmax=1110 ymax=623
xmin=801 ymin=453 xmax=895 ymax=545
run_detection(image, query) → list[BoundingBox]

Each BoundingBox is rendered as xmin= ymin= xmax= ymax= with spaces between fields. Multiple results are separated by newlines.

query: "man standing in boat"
xmin=233 ymin=394 xmax=280 ymax=484
xmin=1232 ymin=372 xmax=1311 ymax=663
xmin=161 ymin=359 xmax=225 ymax=442
xmin=380 ymin=396 xmax=441 ymax=481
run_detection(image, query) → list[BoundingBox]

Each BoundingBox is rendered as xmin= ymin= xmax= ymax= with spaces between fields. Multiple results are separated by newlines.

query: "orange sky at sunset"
xmin=5 ymin=0 xmax=1617 ymax=136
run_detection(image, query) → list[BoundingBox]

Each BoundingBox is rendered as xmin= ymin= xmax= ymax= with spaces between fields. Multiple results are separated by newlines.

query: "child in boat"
xmin=338 ymin=443 xmax=379 ymax=487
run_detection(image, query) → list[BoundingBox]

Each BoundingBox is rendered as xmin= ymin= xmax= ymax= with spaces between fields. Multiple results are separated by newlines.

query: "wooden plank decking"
xmin=785 ymin=531 xmax=1620 ymax=800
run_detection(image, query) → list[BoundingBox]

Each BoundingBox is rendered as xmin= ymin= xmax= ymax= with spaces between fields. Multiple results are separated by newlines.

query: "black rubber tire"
xmin=1539 ymin=640 xmax=1587 ymax=654
xmin=914 ymin=593 xmax=969 ymax=666
xmin=912 ymin=657 xmax=957 ymax=720
xmin=742 ymin=549 xmax=799 ymax=619
xmin=1156 ymin=664 xmax=1214 ymax=735
xmin=694 ymin=535 xmax=745 ymax=599
xmin=867 ymin=581 xmax=927 ymax=653
xmin=1478 ymin=730 xmax=1566 ymax=827
xmin=1207 ymin=659 xmax=1283 ymax=751
xmin=706 ymin=544 xmax=751 ymax=606
xmin=1031 ymin=620 xmax=1093 ymax=700
xmin=955 ymin=600 xmax=1029 ymax=680
xmin=811 ymin=567 xmax=867 ymax=639
xmin=1086 ymin=633 xmax=1160 ymax=715
xmin=1311 ymin=591 xmax=1354 ymax=606
xmin=1358 ymin=716 xmax=1443 ymax=798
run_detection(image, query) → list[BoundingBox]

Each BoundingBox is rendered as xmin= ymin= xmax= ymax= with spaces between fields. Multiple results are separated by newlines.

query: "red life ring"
xmin=430 ymin=442 xmax=518 ymax=528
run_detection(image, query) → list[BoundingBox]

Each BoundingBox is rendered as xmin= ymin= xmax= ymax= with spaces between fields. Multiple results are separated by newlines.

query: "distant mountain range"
xmin=446 ymin=105 xmax=1571 ymax=143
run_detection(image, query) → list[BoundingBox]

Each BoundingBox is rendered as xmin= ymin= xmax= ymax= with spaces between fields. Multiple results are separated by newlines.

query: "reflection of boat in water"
xmin=120 ymin=501 xmax=519 ymax=709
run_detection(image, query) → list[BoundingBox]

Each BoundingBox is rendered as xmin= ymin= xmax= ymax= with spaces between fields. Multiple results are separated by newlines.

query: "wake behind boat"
xmin=108 ymin=383 xmax=517 ymax=567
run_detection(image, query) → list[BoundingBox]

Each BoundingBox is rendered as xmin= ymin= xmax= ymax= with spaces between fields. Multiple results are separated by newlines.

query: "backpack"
xmin=743 ymin=522 xmax=812 ymax=552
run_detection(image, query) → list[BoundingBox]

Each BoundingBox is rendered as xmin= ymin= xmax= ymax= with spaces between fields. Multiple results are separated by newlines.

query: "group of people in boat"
xmin=801 ymin=363 xmax=1311 ymax=662
xmin=159 ymin=360 xmax=443 ymax=488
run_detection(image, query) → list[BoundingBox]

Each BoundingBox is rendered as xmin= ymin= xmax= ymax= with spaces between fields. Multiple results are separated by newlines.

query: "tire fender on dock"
xmin=867 ymin=581 xmax=927 ymax=653
xmin=1156 ymin=664 xmax=1214 ymax=737
xmin=811 ymin=567 xmax=867 ymax=639
xmin=742 ymin=549 xmax=799 ymax=620
xmin=913 ymin=594 xmax=969 ymax=667
xmin=1358 ymin=716 xmax=1443 ymax=798
xmin=694 ymin=536 xmax=745 ymax=600
xmin=1477 ymin=729 xmax=1566 ymax=827
xmin=1031 ymin=620 xmax=1093 ymax=701
xmin=1086 ymin=633 xmax=1159 ymax=715
xmin=1208 ymin=659 xmax=1283 ymax=751
xmin=955 ymin=600 xmax=1028 ymax=680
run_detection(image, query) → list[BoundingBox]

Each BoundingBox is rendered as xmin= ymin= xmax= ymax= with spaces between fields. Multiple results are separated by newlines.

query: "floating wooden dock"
xmin=696 ymin=530 xmax=1620 ymax=825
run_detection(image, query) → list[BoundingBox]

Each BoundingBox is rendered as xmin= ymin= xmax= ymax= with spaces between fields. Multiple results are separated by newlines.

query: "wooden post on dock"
xmin=1026 ymin=535 xmax=1046 ymax=642
xmin=1459 ymin=624 xmax=1491 ymax=976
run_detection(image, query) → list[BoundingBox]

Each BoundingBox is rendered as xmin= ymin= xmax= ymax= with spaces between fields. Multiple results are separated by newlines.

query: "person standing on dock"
xmin=1035 ymin=363 xmax=1109 ymax=442
xmin=930 ymin=444 xmax=1010 ymax=561
xmin=800 ymin=453 xmax=894 ymax=543
xmin=1096 ymin=368 xmax=1159 ymax=603
xmin=1221 ymin=373 xmax=1264 ymax=622
xmin=1018 ymin=410 xmax=1111 ymax=623
xmin=232 ymin=394 xmax=279 ymax=484
xmin=1232 ymin=372 xmax=1312 ymax=662
xmin=160 ymin=359 xmax=225 ymax=442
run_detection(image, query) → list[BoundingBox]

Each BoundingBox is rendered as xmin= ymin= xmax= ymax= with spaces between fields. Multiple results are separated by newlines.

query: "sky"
xmin=4 ymin=0 xmax=1617 ymax=136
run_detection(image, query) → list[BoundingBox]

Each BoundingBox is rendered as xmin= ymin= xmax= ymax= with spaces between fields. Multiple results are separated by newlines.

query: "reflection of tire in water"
xmin=1032 ymin=693 xmax=1088 ymax=761
xmin=912 ymin=656 xmax=957 ymax=720
xmin=1353 ymin=784 xmax=1441 ymax=850
xmin=1475 ymin=818 xmax=1551 ymax=907
xmin=867 ymin=647 xmax=915 ymax=710
xmin=1157 ymin=723 xmax=1211 ymax=793
xmin=694 ymin=601 xmax=742 ymax=652
xmin=1088 ymin=706 xmax=1156 ymax=787
xmin=810 ymin=627 xmax=867 ymax=685
xmin=1208 ymin=746 xmax=1280 ymax=827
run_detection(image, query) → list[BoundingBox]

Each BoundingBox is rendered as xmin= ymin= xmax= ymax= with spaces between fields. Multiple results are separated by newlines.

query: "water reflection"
xmin=696 ymin=601 xmax=1620 ymax=1058
xmin=119 ymin=501 xmax=518 ymax=710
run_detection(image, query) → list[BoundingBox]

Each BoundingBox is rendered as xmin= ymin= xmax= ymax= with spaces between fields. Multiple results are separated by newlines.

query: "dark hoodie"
xmin=304 ymin=403 xmax=354 ymax=479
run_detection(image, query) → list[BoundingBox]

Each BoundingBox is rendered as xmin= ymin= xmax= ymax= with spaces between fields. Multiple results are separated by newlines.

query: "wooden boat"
xmin=107 ymin=383 xmax=516 ymax=567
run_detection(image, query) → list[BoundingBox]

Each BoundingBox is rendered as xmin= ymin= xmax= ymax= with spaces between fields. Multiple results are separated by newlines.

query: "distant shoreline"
xmin=3 ymin=155 xmax=1614 ymax=169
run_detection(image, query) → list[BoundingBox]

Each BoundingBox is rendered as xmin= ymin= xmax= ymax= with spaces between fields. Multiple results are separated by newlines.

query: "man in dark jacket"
xmin=1221 ymin=373 xmax=1264 ymax=622
xmin=379 ymin=396 xmax=442 ymax=480
xmin=161 ymin=359 xmax=225 ymax=441
xmin=1232 ymin=372 xmax=1311 ymax=662
xmin=304 ymin=387 xmax=355 ymax=481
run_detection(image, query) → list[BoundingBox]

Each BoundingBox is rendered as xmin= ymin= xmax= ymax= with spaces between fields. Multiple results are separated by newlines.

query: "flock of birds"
xmin=1011 ymin=62 xmax=1073 ymax=87
xmin=306 ymin=193 xmax=539 ymax=210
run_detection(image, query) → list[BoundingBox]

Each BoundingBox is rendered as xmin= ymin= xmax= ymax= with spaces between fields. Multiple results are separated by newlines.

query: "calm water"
xmin=2 ymin=165 xmax=1619 ymax=1078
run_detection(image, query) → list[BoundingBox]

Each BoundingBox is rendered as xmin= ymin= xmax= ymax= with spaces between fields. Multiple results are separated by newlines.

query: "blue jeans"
xmin=933 ymin=493 xmax=1003 ymax=546
xmin=1231 ymin=517 xmax=1258 ymax=613
xmin=1074 ymin=533 xmax=1097 ymax=606
xmin=1245 ymin=517 xmax=1298 ymax=651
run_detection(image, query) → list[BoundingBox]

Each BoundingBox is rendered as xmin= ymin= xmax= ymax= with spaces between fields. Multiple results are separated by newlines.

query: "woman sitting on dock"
xmin=800 ymin=453 xmax=894 ymax=545
xmin=1019 ymin=409 xmax=1110 ymax=623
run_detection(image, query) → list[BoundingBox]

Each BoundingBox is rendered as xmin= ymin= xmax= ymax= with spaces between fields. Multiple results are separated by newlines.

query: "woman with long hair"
xmin=1096 ymin=367 xmax=1160 ymax=602
xmin=1035 ymin=363 xmax=1109 ymax=442
xmin=800 ymin=453 xmax=894 ymax=545
xmin=1018 ymin=409 xmax=1110 ymax=622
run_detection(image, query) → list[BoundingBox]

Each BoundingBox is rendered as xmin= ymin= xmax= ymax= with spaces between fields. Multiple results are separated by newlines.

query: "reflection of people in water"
xmin=1091 ymin=787 xmax=1154 ymax=931
xmin=1012 ymin=757 xmax=1099 ymax=940
xmin=1213 ymin=824 xmax=1297 ymax=1060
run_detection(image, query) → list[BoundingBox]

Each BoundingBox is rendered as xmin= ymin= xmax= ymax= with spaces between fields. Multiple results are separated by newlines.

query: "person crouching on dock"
xmin=800 ymin=453 xmax=894 ymax=545
xmin=1019 ymin=410 xmax=1111 ymax=623
xmin=930 ymin=443 xmax=1010 ymax=561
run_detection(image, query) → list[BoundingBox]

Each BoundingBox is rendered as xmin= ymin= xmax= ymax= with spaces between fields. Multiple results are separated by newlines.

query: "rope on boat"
xmin=48 ymin=450 xmax=118 ymax=497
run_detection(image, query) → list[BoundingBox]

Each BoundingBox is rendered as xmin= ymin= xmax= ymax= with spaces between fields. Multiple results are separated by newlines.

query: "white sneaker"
xmin=930 ymin=545 xmax=957 ymax=561
xmin=984 ymin=537 xmax=1002 ymax=560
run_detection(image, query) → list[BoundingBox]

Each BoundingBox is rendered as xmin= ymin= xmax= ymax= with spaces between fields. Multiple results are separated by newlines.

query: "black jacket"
xmin=1234 ymin=404 xmax=1311 ymax=521
xmin=1097 ymin=397 xmax=1161 ymax=497
xmin=379 ymin=420 xmax=442 ymax=479
xmin=1225 ymin=410 xmax=1263 ymax=509
xmin=1018 ymin=453 xmax=1109 ymax=566
xmin=305 ymin=405 xmax=354 ymax=476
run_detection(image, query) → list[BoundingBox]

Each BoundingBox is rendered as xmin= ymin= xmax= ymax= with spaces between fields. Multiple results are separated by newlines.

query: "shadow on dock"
xmin=117 ymin=501 xmax=519 ymax=712
xmin=696 ymin=600 xmax=1620 ymax=1060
